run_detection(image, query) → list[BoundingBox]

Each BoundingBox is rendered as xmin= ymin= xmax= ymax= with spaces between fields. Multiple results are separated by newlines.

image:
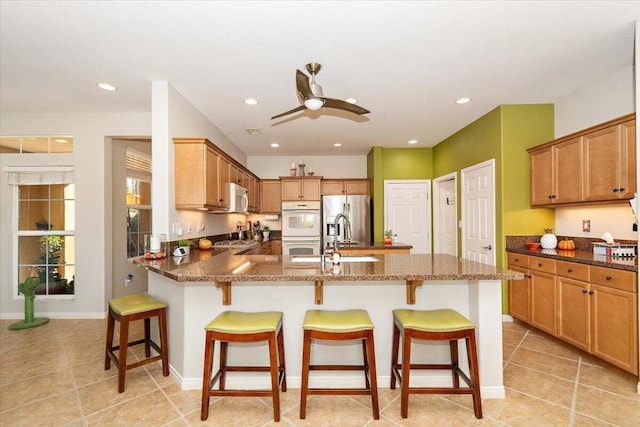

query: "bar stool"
xmin=200 ymin=311 xmax=286 ymax=422
xmin=105 ymin=293 xmax=169 ymax=393
xmin=300 ymin=309 xmax=379 ymax=419
xmin=390 ymin=308 xmax=482 ymax=418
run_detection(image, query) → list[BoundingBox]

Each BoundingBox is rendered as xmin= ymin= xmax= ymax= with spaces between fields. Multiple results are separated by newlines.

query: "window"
xmin=0 ymin=135 xmax=74 ymax=153
xmin=125 ymin=149 xmax=151 ymax=258
xmin=8 ymin=167 xmax=75 ymax=296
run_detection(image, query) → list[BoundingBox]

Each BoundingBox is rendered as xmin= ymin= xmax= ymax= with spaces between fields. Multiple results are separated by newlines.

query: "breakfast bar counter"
xmin=135 ymin=251 xmax=522 ymax=397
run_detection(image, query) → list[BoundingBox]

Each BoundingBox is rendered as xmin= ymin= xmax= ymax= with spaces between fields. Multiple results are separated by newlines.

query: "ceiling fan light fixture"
xmin=244 ymin=98 xmax=258 ymax=105
xmin=345 ymin=98 xmax=357 ymax=104
xmin=304 ymin=98 xmax=324 ymax=111
xmin=456 ymin=97 xmax=471 ymax=104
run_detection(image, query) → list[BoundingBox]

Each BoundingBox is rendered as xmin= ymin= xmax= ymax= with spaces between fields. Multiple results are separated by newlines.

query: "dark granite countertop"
xmin=133 ymin=249 xmax=522 ymax=283
xmin=506 ymin=247 xmax=637 ymax=272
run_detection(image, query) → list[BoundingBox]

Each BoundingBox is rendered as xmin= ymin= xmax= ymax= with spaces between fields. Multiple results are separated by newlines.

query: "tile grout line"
xmin=568 ymin=356 xmax=582 ymax=426
xmin=503 ymin=329 xmax=529 ymax=369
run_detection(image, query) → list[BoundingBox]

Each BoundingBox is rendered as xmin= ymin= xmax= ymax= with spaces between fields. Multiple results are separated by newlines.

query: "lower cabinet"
xmin=508 ymin=254 xmax=638 ymax=375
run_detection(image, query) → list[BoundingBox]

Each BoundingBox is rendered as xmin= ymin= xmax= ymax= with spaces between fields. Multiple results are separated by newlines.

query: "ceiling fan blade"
xmin=320 ymin=97 xmax=370 ymax=115
xmin=271 ymin=105 xmax=306 ymax=120
xmin=296 ymin=69 xmax=313 ymax=99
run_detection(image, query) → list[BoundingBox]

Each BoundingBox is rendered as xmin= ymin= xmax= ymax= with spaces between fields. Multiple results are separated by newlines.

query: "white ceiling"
xmin=0 ymin=1 xmax=637 ymax=156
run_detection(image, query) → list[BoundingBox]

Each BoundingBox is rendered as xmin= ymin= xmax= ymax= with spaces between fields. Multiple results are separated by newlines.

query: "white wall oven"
xmin=282 ymin=201 xmax=321 ymax=255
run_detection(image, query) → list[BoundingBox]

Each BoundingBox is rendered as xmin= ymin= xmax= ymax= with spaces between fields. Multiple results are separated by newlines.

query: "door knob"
xmin=481 ymin=245 xmax=492 ymax=250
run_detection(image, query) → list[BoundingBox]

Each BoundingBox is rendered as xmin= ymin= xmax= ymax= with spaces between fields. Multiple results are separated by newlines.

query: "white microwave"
xmin=229 ymin=183 xmax=249 ymax=213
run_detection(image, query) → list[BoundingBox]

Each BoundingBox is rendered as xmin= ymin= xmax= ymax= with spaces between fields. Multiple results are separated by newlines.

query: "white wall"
xmin=248 ymin=155 xmax=367 ymax=179
xmin=0 ymin=112 xmax=150 ymax=318
xmin=553 ymin=62 xmax=636 ymax=239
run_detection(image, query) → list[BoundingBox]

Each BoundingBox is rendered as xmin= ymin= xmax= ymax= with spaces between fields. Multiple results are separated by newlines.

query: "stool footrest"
xmin=309 ymin=364 xmax=369 ymax=371
xmin=306 ymin=388 xmax=375 ymax=396
xmin=392 ymin=365 xmax=473 ymax=389
xmin=208 ymin=389 xmax=275 ymax=397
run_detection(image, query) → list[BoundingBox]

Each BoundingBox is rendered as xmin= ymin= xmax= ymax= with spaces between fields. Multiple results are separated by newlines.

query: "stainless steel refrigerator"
xmin=322 ymin=195 xmax=371 ymax=252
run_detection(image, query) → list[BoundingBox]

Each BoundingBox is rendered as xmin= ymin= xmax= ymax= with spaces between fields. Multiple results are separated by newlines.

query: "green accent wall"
xmin=369 ymin=104 xmax=555 ymax=313
xmin=367 ymin=147 xmax=433 ymax=242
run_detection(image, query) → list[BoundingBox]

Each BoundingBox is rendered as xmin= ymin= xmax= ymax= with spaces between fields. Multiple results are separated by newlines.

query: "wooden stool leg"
xmin=144 ymin=317 xmax=151 ymax=358
xmin=299 ymin=329 xmax=312 ymax=419
xmin=201 ymin=332 xmax=215 ymax=421
xmin=117 ymin=317 xmax=130 ymax=393
xmin=158 ymin=309 xmax=169 ymax=377
xmin=365 ymin=331 xmax=380 ymax=420
xmin=105 ymin=309 xmax=115 ymax=370
xmin=268 ymin=332 xmax=281 ymax=422
xmin=450 ymin=339 xmax=460 ymax=388
xmin=390 ymin=322 xmax=400 ymax=389
xmin=400 ymin=329 xmax=411 ymax=418
xmin=277 ymin=326 xmax=287 ymax=392
xmin=361 ymin=339 xmax=371 ymax=390
xmin=467 ymin=332 xmax=483 ymax=418
xmin=219 ymin=341 xmax=228 ymax=390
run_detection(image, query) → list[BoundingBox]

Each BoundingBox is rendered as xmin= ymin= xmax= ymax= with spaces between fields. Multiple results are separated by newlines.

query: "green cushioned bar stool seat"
xmin=300 ymin=309 xmax=379 ymax=420
xmin=201 ymin=311 xmax=286 ymax=422
xmin=390 ymin=309 xmax=482 ymax=419
xmin=105 ymin=293 xmax=169 ymax=393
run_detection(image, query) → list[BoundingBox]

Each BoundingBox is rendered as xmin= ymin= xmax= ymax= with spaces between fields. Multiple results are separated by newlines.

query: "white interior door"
xmin=433 ymin=173 xmax=457 ymax=256
xmin=384 ymin=180 xmax=431 ymax=254
xmin=461 ymin=160 xmax=495 ymax=265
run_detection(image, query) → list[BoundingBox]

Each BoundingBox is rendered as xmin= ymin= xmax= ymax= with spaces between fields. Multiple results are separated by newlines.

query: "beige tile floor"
xmin=0 ymin=318 xmax=639 ymax=426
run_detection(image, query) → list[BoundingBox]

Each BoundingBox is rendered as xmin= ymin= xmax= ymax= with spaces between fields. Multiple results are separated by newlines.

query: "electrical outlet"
xmin=187 ymin=222 xmax=192 ymax=233
xmin=582 ymin=219 xmax=591 ymax=232
xmin=125 ymin=274 xmax=133 ymax=287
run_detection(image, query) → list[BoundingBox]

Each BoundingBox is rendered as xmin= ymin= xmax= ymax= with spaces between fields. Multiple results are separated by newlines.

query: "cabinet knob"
xmin=582 ymin=289 xmax=588 ymax=294
xmin=613 ymin=188 xmax=620 ymax=192
xmin=605 ymin=275 xmax=612 ymax=281
xmin=524 ymin=274 xmax=532 ymax=279
xmin=219 ymin=199 xmax=224 ymax=202
xmin=538 ymin=263 xmax=543 ymax=267
xmin=567 ymin=268 xmax=573 ymax=273
xmin=588 ymin=290 xmax=594 ymax=295
xmin=619 ymin=187 xmax=625 ymax=192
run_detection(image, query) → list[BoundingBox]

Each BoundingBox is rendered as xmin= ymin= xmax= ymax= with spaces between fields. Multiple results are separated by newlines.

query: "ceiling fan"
xmin=271 ymin=63 xmax=371 ymax=120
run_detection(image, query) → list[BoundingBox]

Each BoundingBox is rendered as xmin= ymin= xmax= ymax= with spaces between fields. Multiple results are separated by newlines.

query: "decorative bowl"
xmin=526 ymin=242 xmax=541 ymax=250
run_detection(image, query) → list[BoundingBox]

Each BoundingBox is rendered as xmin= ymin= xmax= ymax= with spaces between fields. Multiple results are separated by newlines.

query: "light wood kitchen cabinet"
xmin=507 ymin=253 xmax=530 ymax=322
xmin=583 ymin=118 xmax=636 ymax=201
xmin=528 ymin=256 xmax=557 ymax=335
xmin=175 ymin=139 xmax=228 ymax=209
xmin=218 ymin=155 xmax=231 ymax=208
xmin=321 ymin=179 xmax=370 ymax=195
xmin=530 ymin=137 xmax=582 ymax=206
xmin=509 ymin=252 xmax=638 ymax=375
xmin=246 ymin=175 xmax=259 ymax=213
xmin=528 ymin=113 xmax=635 ymax=207
xmin=260 ymin=180 xmax=282 ymax=213
xmin=280 ymin=177 xmax=322 ymax=201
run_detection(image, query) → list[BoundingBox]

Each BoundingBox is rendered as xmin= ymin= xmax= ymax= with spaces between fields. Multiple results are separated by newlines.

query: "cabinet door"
xmin=205 ymin=147 xmax=220 ymax=206
xmin=618 ymin=119 xmax=636 ymax=199
xmin=175 ymin=142 xmax=206 ymax=208
xmin=530 ymin=270 xmax=557 ymax=335
xmin=530 ymin=147 xmax=554 ymax=206
xmin=281 ymin=179 xmax=301 ymax=200
xmin=583 ymin=125 xmax=623 ymax=201
xmin=321 ymin=180 xmax=345 ymax=195
xmin=218 ymin=156 xmax=230 ymax=208
xmin=591 ymin=284 xmax=638 ymax=375
xmin=508 ymin=265 xmax=530 ymax=322
xmin=557 ymin=277 xmax=590 ymax=352
xmin=261 ymin=180 xmax=282 ymax=213
xmin=300 ymin=179 xmax=321 ymax=200
xmin=344 ymin=179 xmax=370 ymax=195
xmin=554 ymin=137 xmax=583 ymax=204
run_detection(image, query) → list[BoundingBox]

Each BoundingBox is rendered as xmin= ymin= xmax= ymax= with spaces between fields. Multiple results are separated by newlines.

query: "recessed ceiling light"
xmin=97 ymin=82 xmax=117 ymax=91
xmin=456 ymin=97 xmax=471 ymax=104
xmin=245 ymin=128 xmax=261 ymax=135
xmin=270 ymin=142 xmax=279 ymax=148
xmin=54 ymin=139 xmax=69 ymax=144
xmin=244 ymin=98 xmax=258 ymax=105
xmin=345 ymin=98 xmax=357 ymax=104
xmin=333 ymin=143 xmax=342 ymax=147
xmin=408 ymin=139 xmax=418 ymax=145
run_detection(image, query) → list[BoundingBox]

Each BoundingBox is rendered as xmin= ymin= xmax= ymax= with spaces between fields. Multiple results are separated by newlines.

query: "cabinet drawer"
xmin=508 ymin=253 xmax=529 ymax=268
xmin=556 ymin=261 xmax=589 ymax=281
xmin=529 ymin=256 xmax=556 ymax=274
xmin=590 ymin=266 xmax=637 ymax=292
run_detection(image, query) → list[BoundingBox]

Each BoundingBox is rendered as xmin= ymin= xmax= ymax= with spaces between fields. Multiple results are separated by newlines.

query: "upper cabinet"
xmin=528 ymin=113 xmax=636 ymax=207
xmin=260 ymin=179 xmax=281 ymax=213
xmin=321 ymin=179 xmax=370 ymax=195
xmin=281 ymin=177 xmax=322 ymax=201
xmin=174 ymin=138 xmax=260 ymax=212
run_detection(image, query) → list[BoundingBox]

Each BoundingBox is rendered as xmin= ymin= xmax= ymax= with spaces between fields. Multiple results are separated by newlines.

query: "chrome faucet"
xmin=333 ymin=213 xmax=351 ymax=252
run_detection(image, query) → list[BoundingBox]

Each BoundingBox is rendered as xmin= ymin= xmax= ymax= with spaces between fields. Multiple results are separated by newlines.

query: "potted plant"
xmin=262 ymin=226 xmax=271 ymax=241
xmin=384 ymin=230 xmax=393 ymax=245
xmin=178 ymin=239 xmax=191 ymax=254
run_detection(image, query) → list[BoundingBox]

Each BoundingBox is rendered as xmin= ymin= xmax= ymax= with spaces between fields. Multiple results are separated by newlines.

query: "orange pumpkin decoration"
xmin=557 ymin=238 xmax=575 ymax=250
xmin=199 ymin=238 xmax=213 ymax=250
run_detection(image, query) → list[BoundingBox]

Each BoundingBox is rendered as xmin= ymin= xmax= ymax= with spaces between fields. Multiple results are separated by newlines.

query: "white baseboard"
xmin=0 ymin=311 xmax=105 ymax=320
xmin=502 ymin=314 xmax=514 ymax=322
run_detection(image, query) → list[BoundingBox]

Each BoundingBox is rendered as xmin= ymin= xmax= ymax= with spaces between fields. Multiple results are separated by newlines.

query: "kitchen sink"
xmin=291 ymin=256 xmax=379 ymax=263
